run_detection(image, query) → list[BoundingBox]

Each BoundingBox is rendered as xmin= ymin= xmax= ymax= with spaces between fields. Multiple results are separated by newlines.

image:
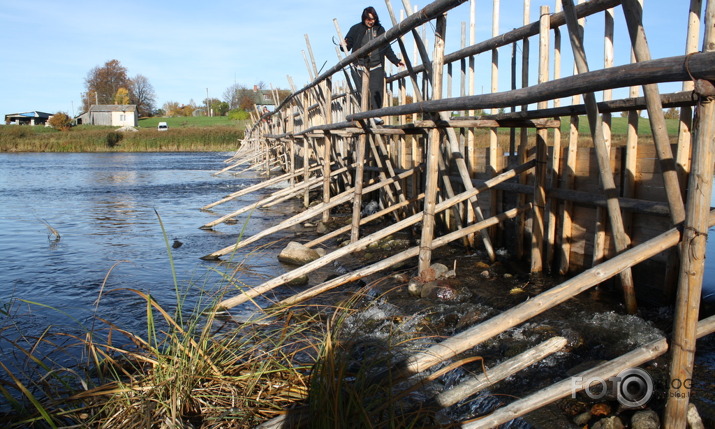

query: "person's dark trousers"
xmin=351 ymin=65 xmax=385 ymax=110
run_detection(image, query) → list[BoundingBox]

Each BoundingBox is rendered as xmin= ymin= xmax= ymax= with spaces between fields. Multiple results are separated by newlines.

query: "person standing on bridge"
xmin=344 ymin=6 xmax=404 ymax=111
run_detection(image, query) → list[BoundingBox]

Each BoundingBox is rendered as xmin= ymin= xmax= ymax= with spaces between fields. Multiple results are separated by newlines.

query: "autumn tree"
xmin=83 ymin=59 xmax=130 ymax=111
xmin=114 ymin=87 xmax=130 ymax=104
xmin=48 ymin=112 xmax=72 ymax=131
xmin=129 ymin=74 xmax=156 ymax=117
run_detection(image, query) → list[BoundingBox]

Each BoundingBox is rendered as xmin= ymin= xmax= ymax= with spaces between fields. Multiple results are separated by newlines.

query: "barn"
xmin=76 ymin=105 xmax=138 ymax=127
xmin=4 ymin=111 xmax=53 ymax=126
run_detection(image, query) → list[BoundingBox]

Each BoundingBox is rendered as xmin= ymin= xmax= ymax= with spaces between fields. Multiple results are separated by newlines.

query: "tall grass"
xmin=0 ymin=123 xmax=244 ymax=153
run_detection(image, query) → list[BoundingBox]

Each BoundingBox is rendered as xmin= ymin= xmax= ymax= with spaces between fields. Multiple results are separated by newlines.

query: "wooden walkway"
xmin=201 ymin=0 xmax=715 ymax=426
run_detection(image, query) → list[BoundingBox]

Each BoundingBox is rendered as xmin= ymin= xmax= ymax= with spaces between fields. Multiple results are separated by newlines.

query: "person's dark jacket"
xmin=344 ymin=22 xmax=400 ymax=68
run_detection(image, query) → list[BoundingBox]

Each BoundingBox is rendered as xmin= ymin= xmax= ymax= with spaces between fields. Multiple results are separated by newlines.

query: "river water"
xmin=0 ymin=152 xmax=304 ymax=349
xmin=1 ymin=152 xmax=713 ymax=422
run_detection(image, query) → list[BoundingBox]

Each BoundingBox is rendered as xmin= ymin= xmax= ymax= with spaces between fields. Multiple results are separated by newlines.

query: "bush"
xmin=47 ymin=112 xmax=72 ymax=131
xmin=106 ymin=131 xmax=123 ymax=148
xmin=228 ymin=109 xmax=250 ymax=121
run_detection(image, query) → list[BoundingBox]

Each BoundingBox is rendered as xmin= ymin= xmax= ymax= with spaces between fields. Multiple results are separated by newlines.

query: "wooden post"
xmin=664 ymin=0 xmax=715 ymax=424
xmin=530 ymin=5 xmax=549 ymax=273
xmin=351 ymin=69 xmax=370 ymax=242
xmin=516 ymin=0 xmax=531 ymax=260
xmin=562 ymin=0 xmax=637 ymax=314
xmin=676 ymin=0 xmax=704 ymax=182
xmin=545 ymin=0 xmax=563 ymax=268
xmin=323 ymin=78 xmax=333 ymax=223
xmin=621 ymin=0 xmax=686 ymax=225
xmin=418 ymin=13 xmax=447 ymax=275
xmin=488 ymin=0 xmax=501 ymax=242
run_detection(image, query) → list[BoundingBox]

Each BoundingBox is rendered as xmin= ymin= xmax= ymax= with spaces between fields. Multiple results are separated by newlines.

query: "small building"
xmin=76 ymin=105 xmax=138 ymax=127
xmin=4 ymin=111 xmax=53 ymax=126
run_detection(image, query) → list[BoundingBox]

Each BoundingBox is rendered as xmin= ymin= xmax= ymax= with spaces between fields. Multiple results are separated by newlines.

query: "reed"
xmin=0 ymin=125 xmax=244 ymax=153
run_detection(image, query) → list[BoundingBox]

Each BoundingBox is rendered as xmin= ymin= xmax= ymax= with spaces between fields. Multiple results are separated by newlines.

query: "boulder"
xmin=277 ymin=242 xmax=321 ymax=266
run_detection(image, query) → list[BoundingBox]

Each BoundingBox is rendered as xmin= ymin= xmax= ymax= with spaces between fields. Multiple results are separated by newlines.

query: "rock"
xmin=316 ymin=221 xmax=328 ymax=234
xmin=285 ymin=274 xmax=309 ymax=287
xmin=277 ymin=242 xmax=321 ymax=266
xmin=480 ymin=270 xmax=490 ymax=279
xmin=631 ymin=409 xmax=660 ymax=429
xmin=407 ymin=278 xmax=424 ymax=296
xmin=172 ymin=239 xmax=183 ymax=249
xmin=442 ymin=269 xmax=457 ymax=279
xmin=419 ymin=281 xmax=439 ymax=298
xmin=592 ymin=416 xmax=624 ymax=429
xmin=591 ymin=403 xmax=612 ymax=416
xmin=503 ymin=273 xmax=513 ymax=279
xmin=315 ymin=248 xmax=327 ymax=257
xmin=393 ymin=273 xmax=410 ymax=283
xmin=687 ymin=403 xmax=705 ymax=429
xmin=430 ymin=263 xmax=450 ymax=279
xmin=475 ymin=261 xmax=490 ymax=269
xmin=573 ymin=411 xmax=591 ymax=426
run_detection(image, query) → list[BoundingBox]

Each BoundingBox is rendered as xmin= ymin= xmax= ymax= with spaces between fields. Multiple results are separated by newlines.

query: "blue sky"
xmin=0 ymin=0 xmax=700 ymax=117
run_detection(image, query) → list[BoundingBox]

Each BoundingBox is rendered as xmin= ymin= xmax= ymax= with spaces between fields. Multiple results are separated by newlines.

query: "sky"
xmin=0 ymin=0 xmax=702 ymax=117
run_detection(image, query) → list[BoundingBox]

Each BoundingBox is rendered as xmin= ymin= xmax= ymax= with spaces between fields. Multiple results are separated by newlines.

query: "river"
xmin=0 ymin=152 xmax=713 ymax=422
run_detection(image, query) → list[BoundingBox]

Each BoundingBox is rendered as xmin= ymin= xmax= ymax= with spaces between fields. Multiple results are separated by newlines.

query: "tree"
xmin=48 ymin=112 xmax=72 ymax=131
xmin=114 ymin=87 xmax=130 ymax=104
xmin=664 ymin=107 xmax=679 ymax=119
xmin=83 ymin=59 xmax=130 ymax=112
xmin=129 ymin=74 xmax=156 ymax=117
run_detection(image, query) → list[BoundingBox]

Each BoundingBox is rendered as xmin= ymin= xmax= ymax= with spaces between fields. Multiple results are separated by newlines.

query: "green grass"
xmin=561 ymin=115 xmax=680 ymax=136
xmin=138 ymin=116 xmax=248 ymax=129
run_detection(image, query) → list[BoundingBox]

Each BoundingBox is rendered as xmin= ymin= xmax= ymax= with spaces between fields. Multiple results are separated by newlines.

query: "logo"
xmin=571 ymin=368 xmax=654 ymax=408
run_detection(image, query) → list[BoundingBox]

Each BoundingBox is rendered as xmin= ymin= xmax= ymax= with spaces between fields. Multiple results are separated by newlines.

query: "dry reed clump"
xmin=0 ymin=289 xmax=320 ymax=428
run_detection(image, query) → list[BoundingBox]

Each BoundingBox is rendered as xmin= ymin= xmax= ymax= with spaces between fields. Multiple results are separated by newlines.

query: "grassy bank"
xmin=0 ymin=117 xmax=248 ymax=152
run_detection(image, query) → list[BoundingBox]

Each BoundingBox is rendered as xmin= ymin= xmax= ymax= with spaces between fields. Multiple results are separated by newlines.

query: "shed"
xmin=76 ymin=105 xmax=138 ymax=127
xmin=4 ymin=111 xmax=53 ymax=126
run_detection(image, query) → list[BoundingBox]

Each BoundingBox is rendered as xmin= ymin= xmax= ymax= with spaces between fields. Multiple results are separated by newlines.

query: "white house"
xmin=76 ymin=105 xmax=138 ymax=127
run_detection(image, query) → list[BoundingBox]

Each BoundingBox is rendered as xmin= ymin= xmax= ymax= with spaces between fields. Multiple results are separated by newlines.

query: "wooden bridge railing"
xmin=205 ymin=0 xmax=715 ymax=426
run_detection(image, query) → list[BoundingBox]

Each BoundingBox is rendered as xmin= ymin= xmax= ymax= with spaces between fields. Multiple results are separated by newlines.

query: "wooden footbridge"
xmin=201 ymin=0 xmax=715 ymax=426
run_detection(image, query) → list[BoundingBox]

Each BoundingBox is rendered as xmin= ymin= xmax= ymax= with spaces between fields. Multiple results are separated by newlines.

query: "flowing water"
xmin=0 ymin=152 xmax=713 ymax=424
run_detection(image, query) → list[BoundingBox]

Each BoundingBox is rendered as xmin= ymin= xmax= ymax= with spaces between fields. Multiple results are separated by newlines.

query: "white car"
xmin=157 ymin=122 xmax=168 ymax=131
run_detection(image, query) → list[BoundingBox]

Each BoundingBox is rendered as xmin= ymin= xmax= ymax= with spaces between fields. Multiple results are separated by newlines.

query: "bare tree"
xmin=129 ymin=74 xmax=156 ymax=117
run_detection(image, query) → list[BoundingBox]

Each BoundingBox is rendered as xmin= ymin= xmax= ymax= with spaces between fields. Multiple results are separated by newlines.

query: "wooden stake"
xmin=562 ymin=0 xmax=637 ymax=313
xmin=664 ymin=1 xmax=715 ymax=423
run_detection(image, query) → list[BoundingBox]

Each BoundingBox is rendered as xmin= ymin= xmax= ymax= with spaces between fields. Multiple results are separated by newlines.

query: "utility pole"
xmin=206 ymin=88 xmax=210 ymax=117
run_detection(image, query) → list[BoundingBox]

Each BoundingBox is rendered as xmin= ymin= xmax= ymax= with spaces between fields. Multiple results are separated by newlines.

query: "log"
xmin=463 ymin=314 xmax=715 ymax=428
xmin=381 ymin=210 xmax=715 ymax=382
xmin=433 ymin=336 xmax=567 ymax=409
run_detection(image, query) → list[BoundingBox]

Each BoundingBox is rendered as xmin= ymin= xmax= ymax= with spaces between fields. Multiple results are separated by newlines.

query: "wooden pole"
xmin=562 ymin=0 xmax=637 ymax=314
xmin=530 ymin=5 xmax=549 ymax=273
xmin=664 ymin=1 xmax=715 ymax=424
xmin=323 ymin=78 xmax=333 ymax=223
xmin=418 ymin=13 xmax=447 ymax=275
xmin=465 ymin=315 xmax=715 ymax=429
xmin=382 ymin=210 xmax=715 ymax=382
xmin=350 ymin=68 xmax=371 ymax=242
xmin=621 ymin=0 xmax=686 ymax=225
xmin=433 ymin=337 xmax=567 ymax=409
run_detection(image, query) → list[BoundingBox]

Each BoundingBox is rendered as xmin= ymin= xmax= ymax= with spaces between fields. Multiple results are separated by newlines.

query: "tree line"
xmin=83 ymin=59 xmax=290 ymax=119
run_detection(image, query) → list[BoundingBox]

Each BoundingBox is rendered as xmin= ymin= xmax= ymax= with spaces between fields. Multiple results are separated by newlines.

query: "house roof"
xmin=88 ymin=104 xmax=137 ymax=112
xmin=4 ymin=111 xmax=53 ymax=119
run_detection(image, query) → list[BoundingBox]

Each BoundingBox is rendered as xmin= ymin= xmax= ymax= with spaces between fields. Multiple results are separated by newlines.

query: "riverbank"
xmin=0 ymin=117 xmax=247 ymax=152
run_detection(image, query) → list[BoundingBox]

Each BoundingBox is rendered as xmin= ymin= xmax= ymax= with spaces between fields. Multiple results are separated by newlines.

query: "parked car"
xmin=157 ymin=122 xmax=168 ymax=131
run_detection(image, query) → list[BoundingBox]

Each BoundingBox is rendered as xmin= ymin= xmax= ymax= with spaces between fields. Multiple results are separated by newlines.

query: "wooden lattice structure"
xmin=202 ymin=0 xmax=715 ymax=426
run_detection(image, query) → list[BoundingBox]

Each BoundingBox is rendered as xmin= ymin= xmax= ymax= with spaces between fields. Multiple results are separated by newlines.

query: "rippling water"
xmin=0 ymin=152 xmax=302 ymax=346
